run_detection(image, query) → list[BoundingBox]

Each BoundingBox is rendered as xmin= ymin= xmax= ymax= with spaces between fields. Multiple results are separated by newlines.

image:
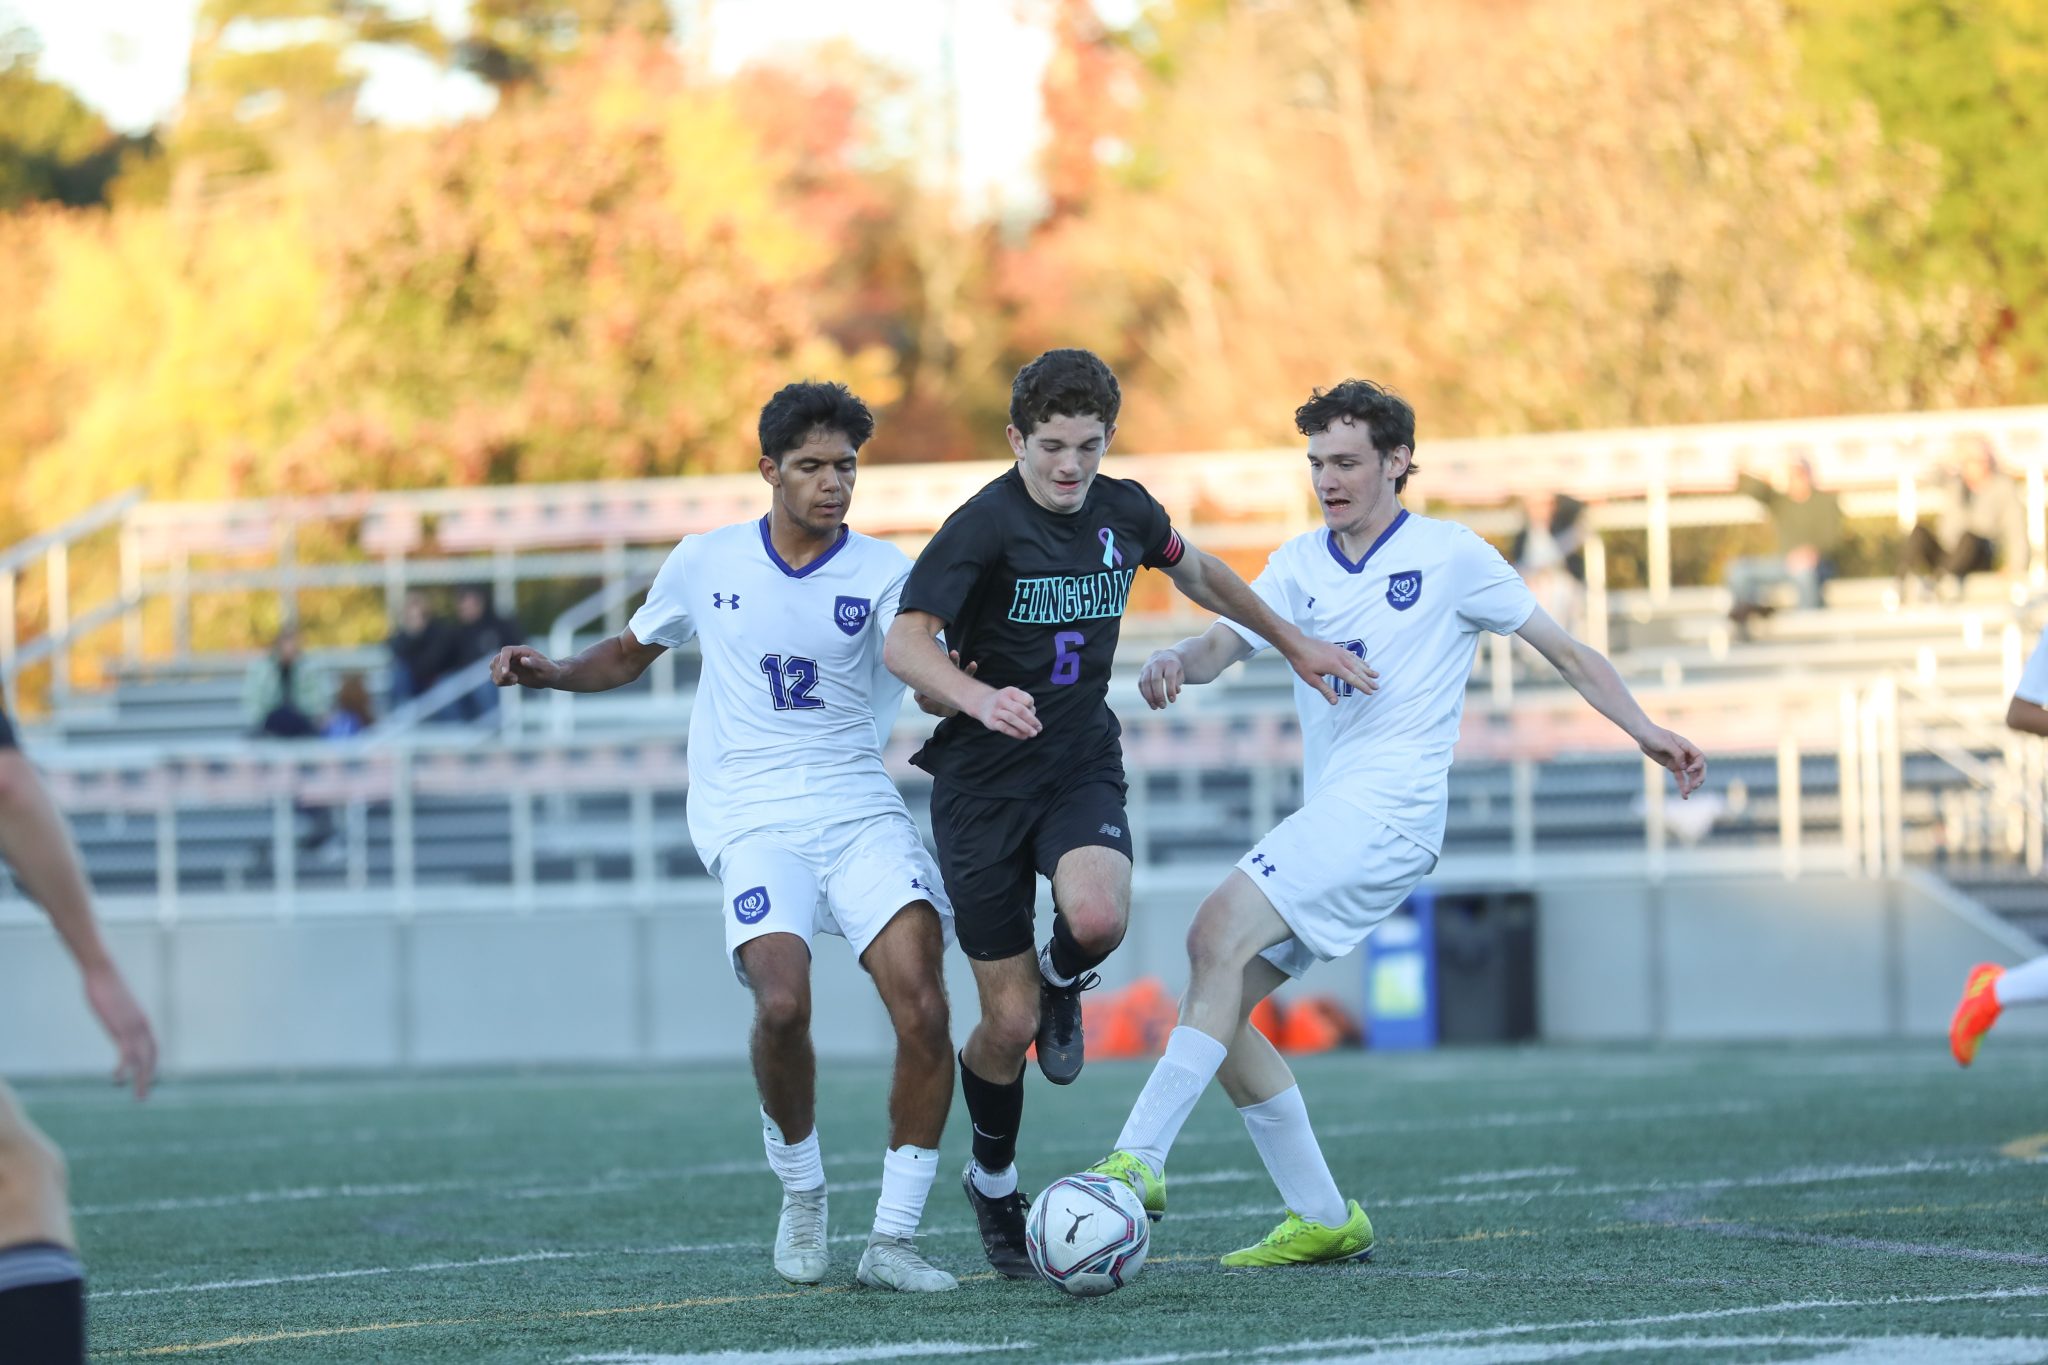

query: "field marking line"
xmin=566 ymin=1342 xmax=1036 ymax=1364
xmin=1236 ymin=1335 xmax=2048 ymax=1365
xmin=2001 ymin=1130 xmax=2048 ymax=1162
xmin=101 ymin=1287 xmax=854 ymax=1358
xmin=1438 ymin=1167 xmax=1578 ymax=1185
xmin=1662 ymin=1217 xmax=2048 ymax=1268
xmin=1070 ymin=1286 xmax=2048 ymax=1365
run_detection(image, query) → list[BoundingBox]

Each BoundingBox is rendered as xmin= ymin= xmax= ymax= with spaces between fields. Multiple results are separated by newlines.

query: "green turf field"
xmin=22 ymin=1040 xmax=2048 ymax=1363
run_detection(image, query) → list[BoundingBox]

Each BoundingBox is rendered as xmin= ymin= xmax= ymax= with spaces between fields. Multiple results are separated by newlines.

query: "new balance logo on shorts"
xmin=733 ymin=886 xmax=771 ymax=923
xmin=1250 ymin=852 xmax=1278 ymax=878
xmin=1098 ymin=822 xmax=1122 ymax=838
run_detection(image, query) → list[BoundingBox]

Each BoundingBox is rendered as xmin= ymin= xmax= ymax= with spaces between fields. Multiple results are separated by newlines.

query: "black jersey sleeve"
xmin=1135 ymin=487 xmax=1186 ymax=570
xmin=901 ymin=498 xmax=999 ymax=627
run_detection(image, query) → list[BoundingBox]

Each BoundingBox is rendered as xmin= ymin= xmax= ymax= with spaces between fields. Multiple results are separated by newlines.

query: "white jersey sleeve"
xmin=2017 ymin=630 xmax=2048 ymax=706
xmin=629 ymin=539 xmax=699 ymax=648
xmin=1219 ymin=550 xmax=1300 ymax=654
xmin=1451 ymin=527 xmax=1538 ymax=636
xmin=866 ymin=560 xmax=912 ymax=747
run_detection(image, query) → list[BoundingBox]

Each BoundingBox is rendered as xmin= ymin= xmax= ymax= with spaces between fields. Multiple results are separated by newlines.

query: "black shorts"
xmin=0 ymin=706 xmax=14 ymax=750
xmin=930 ymin=769 xmax=1134 ymax=961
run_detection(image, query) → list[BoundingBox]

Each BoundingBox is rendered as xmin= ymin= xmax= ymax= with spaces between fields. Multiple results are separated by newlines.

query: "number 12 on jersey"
xmin=1333 ymin=639 xmax=1366 ymax=697
xmin=760 ymin=653 xmax=823 ymax=710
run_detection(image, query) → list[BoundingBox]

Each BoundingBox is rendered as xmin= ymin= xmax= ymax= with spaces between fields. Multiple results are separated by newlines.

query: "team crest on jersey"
xmin=734 ymin=886 xmax=771 ymax=924
xmin=833 ymin=596 xmax=872 ymax=636
xmin=1386 ymin=570 xmax=1422 ymax=611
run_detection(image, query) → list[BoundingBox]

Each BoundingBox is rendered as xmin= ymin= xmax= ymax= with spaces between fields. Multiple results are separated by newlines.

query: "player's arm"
xmin=883 ymin=611 xmax=1040 ymax=739
xmin=1136 ymin=624 xmax=1255 ymax=710
xmin=1160 ymin=542 xmax=1375 ymax=705
xmin=491 ymin=628 xmax=666 ymax=693
xmin=1515 ymin=606 xmax=1706 ymax=797
xmin=2008 ymin=697 xmax=2048 ymax=736
xmin=0 ymin=750 xmax=157 ymax=1097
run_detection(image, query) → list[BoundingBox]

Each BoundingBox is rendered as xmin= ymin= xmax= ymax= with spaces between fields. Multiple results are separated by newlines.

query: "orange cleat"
xmin=1949 ymin=962 xmax=2006 ymax=1067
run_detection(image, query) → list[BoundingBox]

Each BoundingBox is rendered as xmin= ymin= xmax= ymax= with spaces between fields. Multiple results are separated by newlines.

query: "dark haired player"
xmin=882 ymin=349 xmax=1374 ymax=1276
xmin=0 ymin=702 xmax=157 ymax=1362
xmin=494 ymin=382 xmax=959 ymax=1292
xmin=1088 ymin=380 xmax=1704 ymax=1267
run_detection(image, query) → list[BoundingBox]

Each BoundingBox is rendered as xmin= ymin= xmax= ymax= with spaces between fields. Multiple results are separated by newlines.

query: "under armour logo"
xmin=1098 ymin=823 xmax=1122 ymax=838
xmin=713 ymin=593 xmax=740 ymax=609
xmin=1064 ymin=1209 xmax=1095 ymax=1245
xmin=1251 ymin=852 xmax=1277 ymax=878
xmin=1306 ymin=596 xmax=1316 ymax=610
xmin=910 ymin=876 xmax=931 ymax=895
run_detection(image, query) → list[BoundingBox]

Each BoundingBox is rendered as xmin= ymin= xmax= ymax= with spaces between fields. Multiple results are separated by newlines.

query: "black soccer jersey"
xmin=902 ymin=466 xmax=1185 ymax=796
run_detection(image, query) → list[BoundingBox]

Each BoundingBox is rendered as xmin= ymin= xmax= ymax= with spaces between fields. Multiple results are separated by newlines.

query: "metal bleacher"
xmin=4 ymin=405 xmax=2048 ymax=945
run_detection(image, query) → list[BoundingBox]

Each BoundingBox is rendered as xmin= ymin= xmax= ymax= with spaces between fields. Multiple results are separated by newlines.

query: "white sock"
xmin=1238 ymin=1085 xmax=1347 ymax=1227
xmin=970 ymin=1160 xmax=1018 ymax=1199
xmin=873 ymin=1144 xmax=940 ymax=1240
xmin=762 ymin=1107 xmax=825 ymax=1194
xmin=1039 ymin=941 xmax=1077 ymax=988
xmin=1114 ymin=1025 xmax=1228 ymax=1173
xmin=1996 ymin=956 xmax=2048 ymax=1007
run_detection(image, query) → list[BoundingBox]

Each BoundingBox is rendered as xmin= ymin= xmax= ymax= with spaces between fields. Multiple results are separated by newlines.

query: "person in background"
xmin=1725 ymin=456 xmax=1843 ymax=631
xmin=387 ymin=590 xmax=453 ymax=705
xmin=450 ymin=587 xmax=524 ymax=721
xmin=1511 ymin=490 xmax=1588 ymax=635
xmin=1901 ymin=435 xmax=2029 ymax=600
xmin=322 ymin=673 xmax=375 ymax=740
xmin=242 ymin=627 xmax=325 ymax=738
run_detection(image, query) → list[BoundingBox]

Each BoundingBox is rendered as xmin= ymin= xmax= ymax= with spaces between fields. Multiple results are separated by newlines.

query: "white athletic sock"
xmin=1238 ymin=1085 xmax=1347 ymax=1227
xmin=1038 ymin=941 xmax=1077 ymax=988
xmin=1114 ymin=1026 xmax=1229 ymax=1173
xmin=1995 ymin=955 xmax=2048 ymax=1007
xmin=969 ymin=1160 xmax=1018 ymax=1199
xmin=762 ymin=1107 xmax=825 ymax=1194
xmin=873 ymin=1144 xmax=940 ymax=1240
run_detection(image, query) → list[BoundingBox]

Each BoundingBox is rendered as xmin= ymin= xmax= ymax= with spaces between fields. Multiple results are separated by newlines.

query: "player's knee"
xmin=0 ymin=1113 xmax=66 ymax=1228
xmin=979 ymin=999 xmax=1040 ymax=1056
xmin=1185 ymin=911 xmax=1249 ymax=983
xmin=1059 ymin=896 xmax=1125 ymax=954
xmin=752 ymin=981 xmax=811 ymax=1038
xmin=890 ymin=983 xmax=951 ymax=1055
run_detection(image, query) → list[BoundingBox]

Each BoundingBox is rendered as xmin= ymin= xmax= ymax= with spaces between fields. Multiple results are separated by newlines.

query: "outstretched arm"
xmin=1161 ymin=542 xmax=1374 ymax=705
xmin=1136 ymin=623 xmax=1256 ymax=710
xmin=2008 ymin=696 xmax=2048 ymax=736
xmin=1515 ymin=606 xmax=1706 ymax=797
xmin=883 ymin=610 xmax=1040 ymax=739
xmin=491 ymin=629 xmax=666 ymax=694
xmin=0 ymin=750 xmax=156 ymax=1097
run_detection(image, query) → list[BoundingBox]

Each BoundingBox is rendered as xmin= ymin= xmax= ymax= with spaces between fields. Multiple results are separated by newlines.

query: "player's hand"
xmin=491 ymin=645 xmax=561 ymax=689
xmin=974 ymin=685 xmax=1041 ymax=740
xmin=1138 ymin=649 xmax=1186 ymax=710
xmin=1288 ymin=639 xmax=1378 ymax=706
xmin=83 ymin=962 xmax=157 ymax=1100
xmin=1641 ymin=727 xmax=1707 ymax=799
xmin=915 ymin=651 xmax=976 ymax=719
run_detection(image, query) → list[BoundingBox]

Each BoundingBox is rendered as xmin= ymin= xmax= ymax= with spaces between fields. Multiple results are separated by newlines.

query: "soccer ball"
xmin=1025 ymin=1172 xmax=1150 ymax=1297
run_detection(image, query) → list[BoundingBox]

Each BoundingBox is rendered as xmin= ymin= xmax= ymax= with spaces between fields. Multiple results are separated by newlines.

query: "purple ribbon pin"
xmin=1098 ymin=528 xmax=1124 ymax=568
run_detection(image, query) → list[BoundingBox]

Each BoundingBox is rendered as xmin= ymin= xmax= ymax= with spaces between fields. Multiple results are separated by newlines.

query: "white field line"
xmin=567 ymin=1344 xmax=1036 ymax=1365
xmin=1438 ymin=1167 xmax=1579 ymax=1185
xmin=88 ymin=1159 xmax=2019 ymax=1303
xmin=1069 ymin=1287 xmax=2048 ymax=1365
xmin=1245 ymin=1336 xmax=2048 ymax=1365
xmin=76 ymin=1152 xmax=1993 ymax=1221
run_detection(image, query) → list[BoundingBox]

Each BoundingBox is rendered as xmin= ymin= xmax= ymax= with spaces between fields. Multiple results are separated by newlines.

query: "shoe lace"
xmin=1258 ymin=1213 xmax=1311 ymax=1248
xmin=784 ymin=1193 xmax=826 ymax=1251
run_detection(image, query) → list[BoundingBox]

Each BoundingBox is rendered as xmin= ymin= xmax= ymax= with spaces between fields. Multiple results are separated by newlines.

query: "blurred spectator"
xmin=242 ymin=627 xmax=325 ymax=738
xmin=1726 ymin=456 xmax=1842 ymax=630
xmin=451 ymin=586 xmax=523 ymax=720
xmin=1511 ymin=491 xmax=1588 ymax=632
xmin=387 ymin=590 xmax=454 ymax=705
xmin=322 ymin=672 xmax=375 ymax=739
xmin=1900 ymin=435 xmax=2028 ymax=599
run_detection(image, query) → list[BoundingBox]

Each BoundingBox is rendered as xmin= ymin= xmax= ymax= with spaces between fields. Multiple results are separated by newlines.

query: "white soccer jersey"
xmin=2017 ymin=630 xmax=2048 ymax=707
xmin=1222 ymin=509 xmax=1537 ymax=854
xmin=629 ymin=517 xmax=914 ymax=860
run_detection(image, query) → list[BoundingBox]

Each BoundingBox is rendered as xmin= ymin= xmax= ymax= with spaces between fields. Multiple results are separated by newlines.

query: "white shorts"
xmin=708 ymin=812 xmax=954 ymax=986
xmin=1239 ymin=795 xmax=1438 ymax=979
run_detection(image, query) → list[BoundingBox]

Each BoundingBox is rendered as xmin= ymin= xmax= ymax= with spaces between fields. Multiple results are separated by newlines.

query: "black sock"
xmin=0 ymin=1242 xmax=85 ymax=1364
xmin=958 ymin=1051 xmax=1024 ymax=1173
xmin=1047 ymin=912 xmax=1115 ymax=982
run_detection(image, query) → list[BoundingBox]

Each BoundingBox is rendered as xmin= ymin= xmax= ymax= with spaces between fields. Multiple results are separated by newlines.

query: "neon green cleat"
xmin=1219 ymin=1200 xmax=1374 ymax=1267
xmin=1087 ymin=1150 xmax=1166 ymax=1221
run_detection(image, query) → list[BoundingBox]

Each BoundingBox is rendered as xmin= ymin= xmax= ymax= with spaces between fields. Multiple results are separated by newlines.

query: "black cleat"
xmin=961 ymin=1163 xmax=1034 ymax=1279
xmin=1035 ymin=969 xmax=1099 ymax=1085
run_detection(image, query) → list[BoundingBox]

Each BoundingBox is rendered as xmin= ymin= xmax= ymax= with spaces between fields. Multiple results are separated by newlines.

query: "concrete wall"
xmin=2 ymin=868 xmax=2042 ymax=1077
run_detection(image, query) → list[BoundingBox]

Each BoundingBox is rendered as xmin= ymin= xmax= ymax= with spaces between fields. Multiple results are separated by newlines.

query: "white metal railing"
xmin=6 ymin=406 xmax=2048 ymax=715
